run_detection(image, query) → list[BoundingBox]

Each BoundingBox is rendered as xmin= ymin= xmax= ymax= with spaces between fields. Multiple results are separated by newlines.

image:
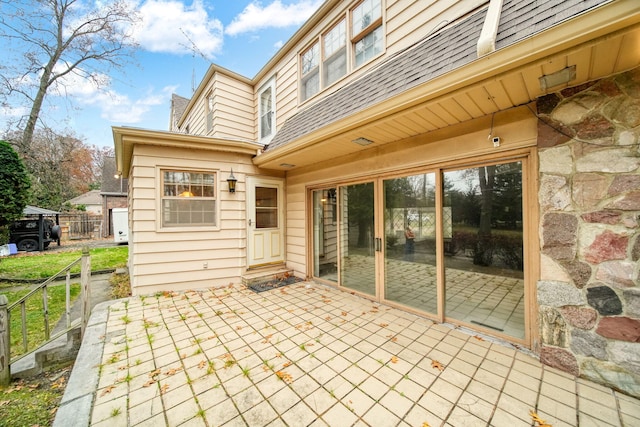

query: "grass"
xmin=0 ymin=364 xmax=72 ymax=427
xmin=3 ymin=284 xmax=81 ymax=358
xmin=0 ymin=244 xmax=130 ymax=425
xmin=0 ymin=246 xmax=128 ymax=281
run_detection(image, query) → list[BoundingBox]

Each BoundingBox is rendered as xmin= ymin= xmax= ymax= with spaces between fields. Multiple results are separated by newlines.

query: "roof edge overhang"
xmin=113 ymin=127 xmax=263 ymax=178
xmin=178 ymin=0 xmax=342 ymax=128
xmin=254 ymin=0 xmax=640 ymax=168
xmin=177 ymin=64 xmax=253 ymax=128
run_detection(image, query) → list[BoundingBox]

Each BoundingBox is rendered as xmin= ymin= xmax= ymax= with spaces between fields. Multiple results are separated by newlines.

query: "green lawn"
xmin=0 ymin=245 xmax=128 ymax=281
xmin=4 ymin=284 xmax=81 ymax=358
xmin=0 ymin=245 xmax=128 ymax=358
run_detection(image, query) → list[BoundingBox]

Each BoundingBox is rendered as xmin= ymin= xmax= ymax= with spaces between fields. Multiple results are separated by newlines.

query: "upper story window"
xmin=161 ymin=170 xmax=216 ymax=228
xmin=301 ymin=43 xmax=320 ymax=101
xmin=299 ymin=1 xmax=383 ymax=103
xmin=259 ymin=77 xmax=276 ymax=143
xmin=206 ymin=92 xmax=214 ymax=133
xmin=352 ymin=0 xmax=383 ymax=67
xmin=323 ymin=19 xmax=347 ymax=87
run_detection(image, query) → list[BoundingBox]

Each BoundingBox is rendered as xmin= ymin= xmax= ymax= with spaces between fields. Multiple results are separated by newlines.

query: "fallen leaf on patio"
xmin=323 ymin=299 xmax=331 ymax=304
xmin=276 ymin=371 xmax=293 ymax=383
xmin=391 ymin=356 xmax=399 ymax=364
xmin=431 ymin=360 xmax=445 ymax=371
xmin=275 ymin=352 xmax=283 ymax=358
xmin=341 ymin=311 xmax=347 ymax=316
xmin=530 ymin=410 xmax=552 ymax=426
xmin=165 ymin=367 xmax=182 ymax=376
xmin=262 ymin=334 xmax=272 ymax=343
xmin=198 ymin=360 xmax=207 ymax=369
xmin=236 ymin=325 xmax=243 ymax=330
xmin=160 ymin=384 xmax=170 ymax=394
xmin=473 ymin=335 xmax=485 ymax=341
xmin=283 ymin=361 xmax=292 ymax=368
xmin=149 ymin=369 xmax=161 ymax=378
xmin=100 ymin=385 xmax=116 ymax=396
xmin=118 ymin=365 xmax=127 ymax=371
xmin=379 ymin=323 xmax=389 ymax=328
xmin=181 ymin=353 xmax=187 ymax=359
xmin=422 ymin=423 xmax=430 ymax=427
xmin=143 ymin=379 xmax=156 ymax=387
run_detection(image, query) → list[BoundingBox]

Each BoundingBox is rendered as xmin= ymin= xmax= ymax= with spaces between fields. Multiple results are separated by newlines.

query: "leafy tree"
xmin=4 ymin=128 xmax=106 ymax=210
xmin=0 ymin=140 xmax=30 ymax=244
xmin=0 ymin=0 xmax=140 ymax=149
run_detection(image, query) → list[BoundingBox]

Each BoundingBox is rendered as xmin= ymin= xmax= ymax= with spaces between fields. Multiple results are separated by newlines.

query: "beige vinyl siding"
xmin=210 ymin=73 xmax=254 ymax=140
xmin=284 ymin=191 xmax=306 ymax=275
xmin=283 ymin=108 xmax=537 ymax=278
xmin=386 ymin=0 xmax=486 ymax=54
xmin=128 ymin=144 xmax=262 ymax=294
xmin=275 ymin=57 xmax=299 ymax=132
xmin=252 ymin=0 xmax=488 ymax=134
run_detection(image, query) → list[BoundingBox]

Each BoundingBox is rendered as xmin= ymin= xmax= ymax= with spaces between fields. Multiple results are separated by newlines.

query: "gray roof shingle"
xmin=266 ymin=0 xmax=610 ymax=152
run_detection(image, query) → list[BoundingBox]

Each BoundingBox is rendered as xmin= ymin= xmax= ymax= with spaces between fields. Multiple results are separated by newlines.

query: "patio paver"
xmin=56 ymin=282 xmax=640 ymax=426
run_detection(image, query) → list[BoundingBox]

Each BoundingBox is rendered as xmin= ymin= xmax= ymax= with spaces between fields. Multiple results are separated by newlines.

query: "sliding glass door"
xmin=383 ymin=173 xmax=438 ymax=314
xmin=310 ymin=158 xmax=527 ymax=341
xmin=339 ymin=182 xmax=376 ymax=296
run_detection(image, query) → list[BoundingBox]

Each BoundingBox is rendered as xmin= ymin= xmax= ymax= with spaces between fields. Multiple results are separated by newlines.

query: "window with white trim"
xmin=298 ymin=1 xmax=383 ymax=102
xmin=259 ymin=77 xmax=276 ymax=143
xmin=161 ymin=170 xmax=216 ymax=227
xmin=206 ymin=92 xmax=214 ymax=133
xmin=352 ymin=0 xmax=383 ymax=67
xmin=323 ymin=19 xmax=347 ymax=87
xmin=301 ymin=42 xmax=320 ymax=101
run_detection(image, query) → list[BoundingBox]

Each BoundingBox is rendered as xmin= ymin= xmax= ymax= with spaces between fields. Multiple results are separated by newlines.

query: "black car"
xmin=9 ymin=218 xmax=61 ymax=252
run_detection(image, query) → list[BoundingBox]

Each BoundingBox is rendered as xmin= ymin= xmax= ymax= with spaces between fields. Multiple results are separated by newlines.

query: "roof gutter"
xmin=254 ymin=0 xmax=640 ymax=167
xmin=113 ymin=127 xmax=263 ymax=178
xmin=477 ymin=0 xmax=503 ymax=56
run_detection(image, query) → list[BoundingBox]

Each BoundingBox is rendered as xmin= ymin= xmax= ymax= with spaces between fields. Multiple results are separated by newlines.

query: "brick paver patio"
xmin=63 ymin=282 xmax=639 ymax=427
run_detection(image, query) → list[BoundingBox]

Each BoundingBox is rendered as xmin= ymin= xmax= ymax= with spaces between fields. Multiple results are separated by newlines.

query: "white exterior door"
xmin=247 ymin=176 xmax=285 ymax=267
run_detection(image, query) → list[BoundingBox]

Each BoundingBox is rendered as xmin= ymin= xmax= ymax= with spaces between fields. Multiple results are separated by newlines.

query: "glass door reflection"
xmin=339 ymin=182 xmax=376 ymax=296
xmin=383 ymin=173 xmax=438 ymax=314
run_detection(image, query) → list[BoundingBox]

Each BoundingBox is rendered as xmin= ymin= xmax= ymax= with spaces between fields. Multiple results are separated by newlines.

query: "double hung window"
xmin=259 ymin=78 xmax=276 ymax=143
xmin=299 ymin=1 xmax=383 ymax=102
xmin=352 ymin=0 xmax=383 ymax=67
xmin=161 ymin=170 xmax=216 ymax=227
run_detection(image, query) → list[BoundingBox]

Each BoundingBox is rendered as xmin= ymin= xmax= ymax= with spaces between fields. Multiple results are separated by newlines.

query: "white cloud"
xmin=51 ymin=65 xmax=174 ymax=124
xmin=133 ymin=0 xmax=223 ymax=57
xmin=273 ymin=40 xmax=284 ymax=49
xmin=226 ymin=0 xmax=323 ymax=36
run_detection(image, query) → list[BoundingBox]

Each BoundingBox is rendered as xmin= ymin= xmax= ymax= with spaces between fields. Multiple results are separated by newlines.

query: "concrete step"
xmin=242 ymin=265 xmax=295 ymax=286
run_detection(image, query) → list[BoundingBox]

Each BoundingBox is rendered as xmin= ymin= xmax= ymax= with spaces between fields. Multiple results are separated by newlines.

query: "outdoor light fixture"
xmin=352 ymin=137 xmax=374 ymax=146
xmin=539 ymin=65 xmax=576 ymax=91
xmin=227 ymin=169 xmax=237 ymax=193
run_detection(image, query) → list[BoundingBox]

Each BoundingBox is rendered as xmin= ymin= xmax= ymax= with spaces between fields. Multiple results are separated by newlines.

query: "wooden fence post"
xmin=80 ymin=247 xmax=91 ymax=338
xmin=0 ymin=294 xmax=10 ymax=387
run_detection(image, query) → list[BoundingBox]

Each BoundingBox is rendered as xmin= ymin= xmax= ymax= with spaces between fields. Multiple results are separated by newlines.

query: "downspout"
xmin=477 ymin=0 xmax=504 ymax=56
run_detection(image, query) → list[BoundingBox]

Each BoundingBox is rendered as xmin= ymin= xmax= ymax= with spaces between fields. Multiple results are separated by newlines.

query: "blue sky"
xmin=2 ymin=0 xmax=324 ymax=148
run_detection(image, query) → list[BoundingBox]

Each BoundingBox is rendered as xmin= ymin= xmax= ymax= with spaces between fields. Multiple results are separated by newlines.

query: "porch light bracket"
xmin=227 ymin=169 xmax=237 ymax=193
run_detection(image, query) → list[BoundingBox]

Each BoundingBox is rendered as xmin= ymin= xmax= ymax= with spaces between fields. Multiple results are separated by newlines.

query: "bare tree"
xmin=0 ymin=0 xmax=140 ymax=149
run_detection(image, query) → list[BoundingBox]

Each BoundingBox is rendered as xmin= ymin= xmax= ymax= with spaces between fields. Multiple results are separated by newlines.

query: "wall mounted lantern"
xmin=227 ymin=169 xmax=237 ymax=193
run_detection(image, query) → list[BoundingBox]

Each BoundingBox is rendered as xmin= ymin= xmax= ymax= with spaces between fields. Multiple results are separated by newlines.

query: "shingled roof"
xmin=266 ymin=0 xmax=609 ymax=152
xmin=101 ymin=157 xmax=128 ymax=194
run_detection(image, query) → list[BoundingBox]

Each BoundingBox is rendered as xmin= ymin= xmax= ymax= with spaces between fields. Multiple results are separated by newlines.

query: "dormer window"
xmin=259 ymin=77 xmax=276 ymax=144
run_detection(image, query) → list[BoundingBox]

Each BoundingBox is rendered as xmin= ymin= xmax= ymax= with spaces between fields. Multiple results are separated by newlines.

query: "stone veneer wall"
xmin=537 ymin=67 xmax=640 ymax=398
